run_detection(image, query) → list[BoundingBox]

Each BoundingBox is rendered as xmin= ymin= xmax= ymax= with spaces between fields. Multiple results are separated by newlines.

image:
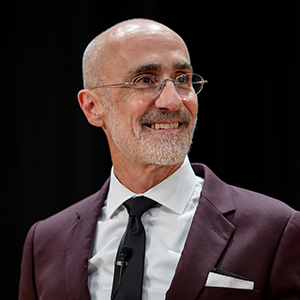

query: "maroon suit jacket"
xmin=19 ymin=164 xmax=300 ymax=299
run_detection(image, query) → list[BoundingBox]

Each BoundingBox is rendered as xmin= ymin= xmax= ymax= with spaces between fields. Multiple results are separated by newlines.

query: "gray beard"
xmin=110 ymin=109 xmax=197 ymax=166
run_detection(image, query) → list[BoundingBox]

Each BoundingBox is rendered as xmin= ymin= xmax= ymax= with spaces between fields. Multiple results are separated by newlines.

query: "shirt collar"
xmin=106 ymin=156 xmax=199 ymax=218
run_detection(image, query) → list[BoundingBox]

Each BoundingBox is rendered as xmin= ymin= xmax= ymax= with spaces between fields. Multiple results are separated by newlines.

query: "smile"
xmin=146 ymin=122 xmax=181 ymax=130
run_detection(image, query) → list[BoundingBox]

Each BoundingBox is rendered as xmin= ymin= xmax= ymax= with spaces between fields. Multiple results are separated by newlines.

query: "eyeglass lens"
xmin=132 ymin=73 xmax=204 ymax=98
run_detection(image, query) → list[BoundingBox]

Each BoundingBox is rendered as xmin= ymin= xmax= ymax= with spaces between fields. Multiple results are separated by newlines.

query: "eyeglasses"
xmin=90 ymin=73 xmax=207 ymax=99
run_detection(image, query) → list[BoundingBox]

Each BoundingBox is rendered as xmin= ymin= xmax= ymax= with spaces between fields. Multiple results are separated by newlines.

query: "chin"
xmin=134 ymin=138 xmax=192 ymax=166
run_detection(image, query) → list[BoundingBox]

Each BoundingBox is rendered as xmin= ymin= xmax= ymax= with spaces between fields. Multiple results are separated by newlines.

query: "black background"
xmin=2 ymin=2 xmax=300 ymax=298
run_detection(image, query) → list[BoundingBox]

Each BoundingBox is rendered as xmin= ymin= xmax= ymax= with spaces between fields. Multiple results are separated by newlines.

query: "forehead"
xmin=104 ymin=26 xmax=191 ymax=80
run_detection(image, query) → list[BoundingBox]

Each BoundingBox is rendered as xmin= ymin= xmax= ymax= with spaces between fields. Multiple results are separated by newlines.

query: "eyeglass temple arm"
xmin=90 ymin=82 xmax=134 ymax=89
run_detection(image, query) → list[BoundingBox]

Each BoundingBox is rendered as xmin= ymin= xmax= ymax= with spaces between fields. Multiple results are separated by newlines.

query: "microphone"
xmin=111 ymin=247 xmax=133 ymax=299
xmin=115 ymin=246 xmax=132 ymax=267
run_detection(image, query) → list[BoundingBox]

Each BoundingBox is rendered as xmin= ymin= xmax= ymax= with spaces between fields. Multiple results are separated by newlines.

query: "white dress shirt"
xmin=88 ymin=156 xmax=204 ymax=300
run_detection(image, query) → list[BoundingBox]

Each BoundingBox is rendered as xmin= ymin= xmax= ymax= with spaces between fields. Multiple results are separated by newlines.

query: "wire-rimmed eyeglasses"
xmin=90 ymin=73 xmax=207 ymax=99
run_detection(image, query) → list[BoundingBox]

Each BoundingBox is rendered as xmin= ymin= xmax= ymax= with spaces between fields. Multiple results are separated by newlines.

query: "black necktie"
xmin=111 ymin=196 xmax=157 ymax=300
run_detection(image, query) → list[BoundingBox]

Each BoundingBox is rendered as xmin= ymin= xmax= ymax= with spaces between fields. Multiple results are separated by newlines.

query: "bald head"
xmin=82 ymin=19 xmax=189 ymax=89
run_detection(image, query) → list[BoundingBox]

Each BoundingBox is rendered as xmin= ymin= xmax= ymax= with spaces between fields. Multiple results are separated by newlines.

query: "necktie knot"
xmin=124 ymin=196 xmax=157 ymax=218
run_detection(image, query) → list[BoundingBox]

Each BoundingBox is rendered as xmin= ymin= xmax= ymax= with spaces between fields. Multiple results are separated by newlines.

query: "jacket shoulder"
xmin=192 ymin=163 xmax=296 ymax=221
xmin=228 ymin=184 xmax=296 ymax=223
xmin=34 ymin=178 xmax=110 ymax=234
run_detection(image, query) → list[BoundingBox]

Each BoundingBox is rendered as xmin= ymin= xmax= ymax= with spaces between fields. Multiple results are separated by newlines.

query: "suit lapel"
xmin=64 ymin=179 xmax=110 ymax=300
xmin=63 ymin=163 xmax=235 ymax=299
xmin=166 ymin=164 xmax=236 ymax=300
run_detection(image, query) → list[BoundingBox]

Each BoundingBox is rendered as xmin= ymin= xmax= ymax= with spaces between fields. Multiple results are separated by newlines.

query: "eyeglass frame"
xmin=89 ymin=73 xmax=208 ymax=98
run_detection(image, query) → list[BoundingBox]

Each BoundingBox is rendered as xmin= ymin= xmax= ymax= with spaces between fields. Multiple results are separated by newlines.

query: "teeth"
xmin=150 ymin=122 xmax=179 ymax=129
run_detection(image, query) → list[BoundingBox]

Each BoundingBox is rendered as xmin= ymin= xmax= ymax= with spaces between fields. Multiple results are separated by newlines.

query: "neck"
xmin=112 ymin=158 xmax=184 ymax=194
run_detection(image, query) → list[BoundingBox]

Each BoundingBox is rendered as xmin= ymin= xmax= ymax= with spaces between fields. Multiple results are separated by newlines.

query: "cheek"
xmin=182 ymin=96 xmax=198 ymax=117
xmin=127 ymin=98 xmax=151 ymax=122
xmin=120 ymin=91 xmax=150 ymax=118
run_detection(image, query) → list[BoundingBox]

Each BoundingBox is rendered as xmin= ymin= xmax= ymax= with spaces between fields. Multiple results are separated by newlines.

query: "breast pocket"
xmin=200 ymin=287 xmax=260 ymax=300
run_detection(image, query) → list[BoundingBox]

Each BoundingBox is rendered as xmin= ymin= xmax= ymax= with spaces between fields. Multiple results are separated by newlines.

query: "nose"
xmin=154 ymin=80 xmax=183 ymax=111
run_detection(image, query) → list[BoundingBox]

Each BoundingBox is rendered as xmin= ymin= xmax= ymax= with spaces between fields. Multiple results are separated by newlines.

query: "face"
xmin=94 ymin=23 xmax=198 ymax=166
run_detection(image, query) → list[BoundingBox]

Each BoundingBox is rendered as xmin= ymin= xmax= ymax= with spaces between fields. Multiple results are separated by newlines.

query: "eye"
xmin=133 ymin=74 xmax=159 ymax=87
xmin=176 ymin=74 xmax=192 ymax=86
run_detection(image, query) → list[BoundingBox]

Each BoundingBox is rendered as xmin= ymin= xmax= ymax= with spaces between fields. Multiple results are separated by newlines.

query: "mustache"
xmin=140 ymin=110 xmax=191 ymax=125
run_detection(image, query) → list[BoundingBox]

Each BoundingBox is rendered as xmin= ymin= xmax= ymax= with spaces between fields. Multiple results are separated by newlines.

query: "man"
xmin=19 ymin=19 xmax=300 ymax=300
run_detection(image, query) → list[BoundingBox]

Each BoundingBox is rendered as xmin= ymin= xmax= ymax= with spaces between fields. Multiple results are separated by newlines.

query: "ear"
xmin=78 ymin=89 xmax=105 ymax=128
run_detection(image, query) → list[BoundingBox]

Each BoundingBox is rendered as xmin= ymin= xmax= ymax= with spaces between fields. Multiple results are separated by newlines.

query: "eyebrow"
xmin=125 ymin=61 xmax=193 ymax=79
xmin=173 ymin=61 xmax=193 ymax=72
xmin=127 ymin=63 xmax=162 ymax=78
